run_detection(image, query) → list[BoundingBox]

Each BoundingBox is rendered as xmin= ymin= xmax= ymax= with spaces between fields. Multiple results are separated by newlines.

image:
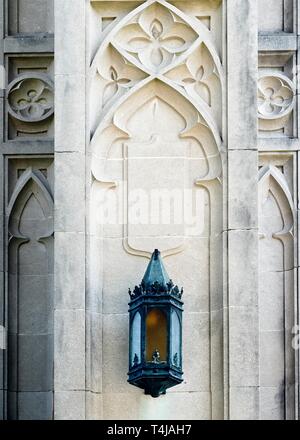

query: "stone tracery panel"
xmin=88 ymin=0 xmax=224 ymax=419
xmin=258 ymin=161 xmax=296 ymax=420
xmin=90 ymin=0 xmax=224 ymax=257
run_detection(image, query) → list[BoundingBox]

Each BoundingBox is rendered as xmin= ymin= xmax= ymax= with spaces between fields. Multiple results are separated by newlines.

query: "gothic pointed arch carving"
xmin=89 ymin=0 xmax=225 ymax=138
xmin=258 ymin=163 xmax=296 ymax=419
xmin=91 ymin=77 xmax=222 ymax=256
xmin=91 ymin=0 xmax=219 ymax=73
xmin=6 ymin=166 xmax=54 ymax=420
xmin=8 ymin=167 xmax=54 ymax=240
xmin=91 ymin=79 xmax=221 ymax=178
xmin=89 ymin=0 xmax=224 ymax=259
xmin=259 ymin=165 xmax=294 ymax=240
xmin=88 ymin=0 xmax=224 ymax=419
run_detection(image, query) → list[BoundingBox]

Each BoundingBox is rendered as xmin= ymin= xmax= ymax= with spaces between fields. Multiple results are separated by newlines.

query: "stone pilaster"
xmin=54 ymin=0 xmax=87 ymax=420
xmin=226 ymin=0 xmax=259 ymax=420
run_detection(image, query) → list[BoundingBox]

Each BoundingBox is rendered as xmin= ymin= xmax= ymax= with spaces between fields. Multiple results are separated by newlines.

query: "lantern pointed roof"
xmin=142 ymin=249 xmax=170 ymax=289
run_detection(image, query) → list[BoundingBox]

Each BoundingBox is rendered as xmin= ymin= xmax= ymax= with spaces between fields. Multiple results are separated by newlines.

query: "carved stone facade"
xmin=0 ymin=0 xmax=299 ymax=420
xmin=0 ymin=0 xmax=54 ymax=420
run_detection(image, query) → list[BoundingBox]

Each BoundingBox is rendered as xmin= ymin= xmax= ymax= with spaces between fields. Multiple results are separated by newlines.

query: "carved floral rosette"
xmin=7 ymin=73 xmax=54 ymax=123
xmin=258 ymin=73 xmax=296 ymax=131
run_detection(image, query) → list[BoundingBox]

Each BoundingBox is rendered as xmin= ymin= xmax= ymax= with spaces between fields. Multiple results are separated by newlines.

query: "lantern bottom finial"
xmin=128 ymin=366 xmax=183 ymax=398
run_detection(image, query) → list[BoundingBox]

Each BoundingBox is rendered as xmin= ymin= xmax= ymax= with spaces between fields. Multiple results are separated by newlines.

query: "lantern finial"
xmin=142 ymin=249 xmax=170 ymax=289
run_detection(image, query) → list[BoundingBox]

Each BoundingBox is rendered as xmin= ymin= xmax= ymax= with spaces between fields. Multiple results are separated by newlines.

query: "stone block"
xmin=17 ymin=392 xmax=53 ymax=420
xmin=0 ymin=272 xmax=4 ymax=325
xmin=0 ymin=351 xmax=4 ymax=391
xmin=210 ymin=234 xmax=224 ymax=313
xmin=102 ymin=241 xmax=150 ymax=315
xmin=259 ymin=386 xmax=285 ymax=420
xmin=138 ymin=391 xmax=212 ymax=420
xmin=259 ymin=239 xmax=288 ymax=272
xmin=55 ymin=77 xmax=86 ymax=153
xmin=102 ymin=314 xmax=134 ymax=394
xmin=258 ymin=0 xmax=293 ymax=33
xmin=18 ymin=274 xmax=53 ymax=334
xmin=164 ymin=238 xmax=211 ymax=314
xmin=211 ymin=388 xmax=224 ymax=420
xmin=230 ymin=386 xmax=259 ymax=420
xmin=228 ymin=230 xmax=258 ymax=307
xmin=177 ymin=312 xmax=210 ymax=393
xmin=86 ymin=236 xmax=103 ymax=314
xmin=8 ymin=0 xmax=54 ymax=34
xmin=210 ymin=310 xmax=224 ymax=393
xmin=54 ymin=309 xmax=85 ymax=391
xmin=259 ymin=271 xmax=284 ymax=332
xmin=55 ymin=0 xmax=85 ymax=75
xmin=54 ymin=153 xmax=85 ymax=232
xmin=16 ymin=334 xmax=53 ymax=392
xmin=102 ymin=392 xmax=140 ymax=420
xmin=54 ymin=391 xmax=85 ymax=420
xmin=86 ymin=392 xmax=103 ymax=420
xmin=86 ymin=312 xmax=102 ymax=393
xmin=228 ymin=150 xmax=258 ymax=229
xmin=227 ymin=0 xmax=258 ymax=150
xmin=102 ymin=391 xmax=211 ymax=420
xmin=54 ymin=232 xmax=85 ymax=310
xmin=0 ymin=390 xmax=3 ymax=420
xmin=259 ymin=331 xmax=285 ymax=387
xmin=229 ymin=306 xmax=259 ymax=387
xmin=8 ymin=333 xmax=53 ymax=393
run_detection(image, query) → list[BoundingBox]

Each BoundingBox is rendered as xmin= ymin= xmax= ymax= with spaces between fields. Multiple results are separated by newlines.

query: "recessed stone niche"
xmin=88 ymin=0 xmax=225 ymax=420
xmin=7 ymin=0 xmax=54 ymax=35
xmin=258 ymin=0 xmax=294 ymax=33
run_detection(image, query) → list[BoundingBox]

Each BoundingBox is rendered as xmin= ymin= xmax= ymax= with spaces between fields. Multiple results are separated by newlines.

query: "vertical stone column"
xmin=227 ymin=0 xmax=259 ymax=419
xmin=0 ymin=0 xmax=4 ymax=419
xmin=54 ymin=0 xmax=86 ymax=419
xmin=296 ymin=0 xmax=300 ymax=420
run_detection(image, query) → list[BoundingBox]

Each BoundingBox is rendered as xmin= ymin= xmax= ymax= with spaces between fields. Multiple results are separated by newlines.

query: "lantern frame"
xmin=128 ymin=250 xmax=184 ymax=398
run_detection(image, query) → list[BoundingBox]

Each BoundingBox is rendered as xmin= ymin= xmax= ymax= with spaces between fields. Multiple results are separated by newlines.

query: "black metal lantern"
xmin=128 ymin=249 xmax=184 ymax=398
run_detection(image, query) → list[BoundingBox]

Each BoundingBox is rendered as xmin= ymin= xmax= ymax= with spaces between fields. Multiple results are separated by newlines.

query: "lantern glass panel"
xmin=131 ymin=311 xmax=141 ymax=366
xmin=146 ymin=309 xmax=167 ymax=362
xmin=171 ymin=310 xmax=181 ymax=367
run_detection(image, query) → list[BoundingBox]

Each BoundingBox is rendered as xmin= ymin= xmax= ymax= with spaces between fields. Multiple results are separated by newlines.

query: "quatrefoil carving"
xmin=114 ymin=3 xmax=197 ymax=72
xmin=258 ymin=74 xmax=295 ymax=131
xmin=7 ymin=74 xmax=54 ymax=123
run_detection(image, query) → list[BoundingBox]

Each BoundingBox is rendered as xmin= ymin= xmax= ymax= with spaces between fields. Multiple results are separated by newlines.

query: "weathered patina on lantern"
xmin=128 ymin=249 xmax=184 ymax=398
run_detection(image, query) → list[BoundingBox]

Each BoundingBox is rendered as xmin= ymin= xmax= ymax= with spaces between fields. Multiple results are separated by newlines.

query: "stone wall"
xmin=0 ymin=0 xmax=299 ymax=420
xmin=0 ymin=0 xmax=54 ymax=420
